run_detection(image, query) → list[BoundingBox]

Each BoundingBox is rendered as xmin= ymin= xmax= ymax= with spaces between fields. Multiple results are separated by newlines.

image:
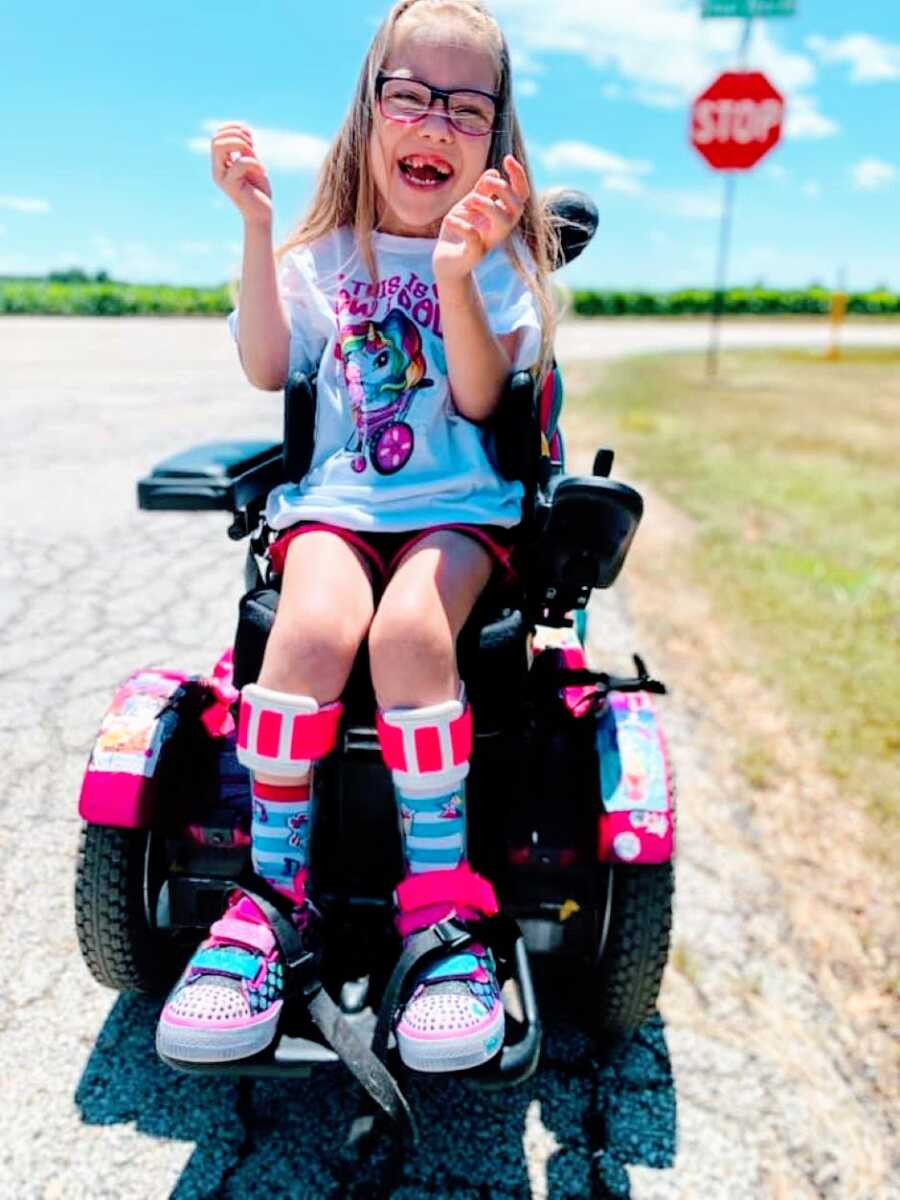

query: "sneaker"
xmin=394 ymin=942 xmax=504 ymax=1073
xmin=156 ymin=892 xmax=289 ymax=1064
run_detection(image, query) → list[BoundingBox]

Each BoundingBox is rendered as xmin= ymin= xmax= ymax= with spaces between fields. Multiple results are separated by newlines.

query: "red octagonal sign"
xmin=691 ymin=71 xmax=785 ymax=170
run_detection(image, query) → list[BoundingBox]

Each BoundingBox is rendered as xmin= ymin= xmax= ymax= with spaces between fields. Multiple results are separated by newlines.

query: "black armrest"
xmin=526 ymin=474 xmax=643 ymax=621
xmin=137 ymin=441 xmax=284 ymax=512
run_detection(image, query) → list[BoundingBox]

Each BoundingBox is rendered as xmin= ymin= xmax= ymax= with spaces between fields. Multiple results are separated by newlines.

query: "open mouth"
xmin=397 ymin=155 xmax=454 ymax=188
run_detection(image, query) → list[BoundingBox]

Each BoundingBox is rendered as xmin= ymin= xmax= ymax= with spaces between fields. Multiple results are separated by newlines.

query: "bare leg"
xmin=259 ymin=529 xmax=375 ymax=700
xmin=368 ymin=530 xmax=492 ymax=709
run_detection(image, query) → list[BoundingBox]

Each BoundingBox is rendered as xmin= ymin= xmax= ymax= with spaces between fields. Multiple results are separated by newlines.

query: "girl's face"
xmin=370 ymin=20 xmax=497 ymax=237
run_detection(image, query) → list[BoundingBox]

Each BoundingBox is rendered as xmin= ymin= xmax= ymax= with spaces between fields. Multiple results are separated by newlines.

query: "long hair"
xmin=274 ymin=0 xmax=561 ymax=377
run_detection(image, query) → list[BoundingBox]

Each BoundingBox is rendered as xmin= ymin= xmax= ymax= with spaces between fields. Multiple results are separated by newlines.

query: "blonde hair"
xmin=274 ymin=0 xmax=561 ymax=377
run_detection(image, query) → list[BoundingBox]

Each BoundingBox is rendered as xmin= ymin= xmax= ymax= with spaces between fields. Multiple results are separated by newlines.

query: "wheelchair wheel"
xmin=592 ymin=860 xmax=674 ymax=1037
xmin=75 ymin=824 xmax=185 ymax=996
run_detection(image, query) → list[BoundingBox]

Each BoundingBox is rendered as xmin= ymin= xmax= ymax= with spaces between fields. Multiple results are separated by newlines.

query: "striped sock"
xmin=250 ymin=778 xmax=311 ymax=903
xmin=397 ymin=783 xmax=467 ymax=875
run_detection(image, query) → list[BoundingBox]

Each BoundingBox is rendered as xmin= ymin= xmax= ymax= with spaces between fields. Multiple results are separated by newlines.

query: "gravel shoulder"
xmin=0 ymin=317 xmax=895 ymax=1199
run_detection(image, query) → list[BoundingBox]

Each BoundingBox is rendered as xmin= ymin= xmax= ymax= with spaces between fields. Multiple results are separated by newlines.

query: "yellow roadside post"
xmin=826 ymin=289 xmax=848 ymax=361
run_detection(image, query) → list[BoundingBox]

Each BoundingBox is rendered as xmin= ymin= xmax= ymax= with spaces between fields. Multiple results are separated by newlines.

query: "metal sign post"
xmin=693 ymin=0 xmax=795 ymax=376
xmin=691 ymin=15 xmax=787 ymax=378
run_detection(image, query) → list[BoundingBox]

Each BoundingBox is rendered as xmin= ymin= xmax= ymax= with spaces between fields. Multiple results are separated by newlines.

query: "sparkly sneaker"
xmin=156 ymin=892 xmax=288 ymax=1064
xmin=394 ymin=941 xmax=504 ymax=1073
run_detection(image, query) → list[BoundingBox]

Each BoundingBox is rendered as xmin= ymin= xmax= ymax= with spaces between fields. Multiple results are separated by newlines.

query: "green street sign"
xmin=702 ymin=0 xmax=796 ymax=16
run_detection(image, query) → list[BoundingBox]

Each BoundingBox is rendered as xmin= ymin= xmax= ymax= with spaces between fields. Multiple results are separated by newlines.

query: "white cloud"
xmin=765 ymin=163 xmax=788 ymax=180
xmin=807 ymin=33 xmax=900 ymax=83
xmin=654 ymin=189 xmax=722 ymax=220
xmin=784 ymin=94 xmax=840 ymax=140
xmin=510 ymin=47 xmax=546 ymax=76
xmin=603 ymin=175 xmax=644 ymax=196
xmin=491 ymin=0 xmax=815 ymax=102
xmin=516 ymin=78 xmax=539 ymax=98
xmin=189 ymin=120 xmax=329 ymax=172
xmin=851 ymin=158 xmax=897 ymax=192
xmin=0 ymin=195 xmax=51 ymax=214
xmin=633 ymin=87 xmax=684 ymax=111
xmin=177 ymin=241 xmax=214 ymax=256
xmin=539 ymin=140 xmax=652 ymax=195
xmin=801 ymin=180 xmax=821 ymax=199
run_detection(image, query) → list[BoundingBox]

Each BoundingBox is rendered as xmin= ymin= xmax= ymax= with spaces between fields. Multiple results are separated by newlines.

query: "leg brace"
xmin=236 ymin=683 xmax=343 ymax=776
xmin=376 ymin=691 xmax=472 ymax=794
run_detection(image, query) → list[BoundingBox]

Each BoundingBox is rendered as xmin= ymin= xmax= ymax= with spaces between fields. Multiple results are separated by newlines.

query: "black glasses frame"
xmin=375 ymin=71 xmax=501 ymax=136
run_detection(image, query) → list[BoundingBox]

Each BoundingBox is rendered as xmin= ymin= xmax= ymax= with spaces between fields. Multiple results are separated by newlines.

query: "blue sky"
xmin=3 ymin=0 xmax=898 ymax=290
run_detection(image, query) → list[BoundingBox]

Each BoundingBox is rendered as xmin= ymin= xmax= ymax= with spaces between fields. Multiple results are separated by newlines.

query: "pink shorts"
xmin=267 ymin=521 xmax=517 ymax=589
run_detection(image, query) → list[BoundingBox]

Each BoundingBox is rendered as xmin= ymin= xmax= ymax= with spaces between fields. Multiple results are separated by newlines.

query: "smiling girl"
xmin=156 ymin=0 xmax=559 ymax=1074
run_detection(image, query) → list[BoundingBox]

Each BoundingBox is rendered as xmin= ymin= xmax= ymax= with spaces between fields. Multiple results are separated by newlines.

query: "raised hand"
xmin=433 ymin=155 xmax=529 ymax=282
xmin=211 ymin=123 xmax=273 ymax=228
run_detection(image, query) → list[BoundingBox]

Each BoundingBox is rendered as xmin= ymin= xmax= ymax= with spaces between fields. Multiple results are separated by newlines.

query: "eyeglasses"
xmin=375 ymin=72 xmax=499 ymax=137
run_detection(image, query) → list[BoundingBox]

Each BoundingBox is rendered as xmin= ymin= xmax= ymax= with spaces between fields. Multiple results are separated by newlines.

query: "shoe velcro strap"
xmin=209 ymin=914 xmax=277 ymax=957
xmin=190 ymin=946 xmax=262 ymax=981
xmin=394 ymin=862 xmax=498 ymax=918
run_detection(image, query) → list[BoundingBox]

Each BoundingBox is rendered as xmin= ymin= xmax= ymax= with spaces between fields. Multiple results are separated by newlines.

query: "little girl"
xmin=157 ymin=0 xmax=558 ymax=1074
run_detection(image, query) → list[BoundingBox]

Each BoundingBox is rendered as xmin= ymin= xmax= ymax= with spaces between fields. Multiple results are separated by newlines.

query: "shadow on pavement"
xmin=75 ymin=972 xmax=676 ymax=1199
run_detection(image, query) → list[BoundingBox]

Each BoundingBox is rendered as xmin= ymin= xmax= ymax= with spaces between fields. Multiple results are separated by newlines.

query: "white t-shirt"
xmin=227 ymin=227 xmax=542 ymax=532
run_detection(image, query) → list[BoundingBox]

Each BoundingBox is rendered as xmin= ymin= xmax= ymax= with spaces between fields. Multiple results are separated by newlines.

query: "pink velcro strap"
xmin=395 ymin=862 xmax=498 ymax=919
xmin=236 ymin=685 xmax=343 ymax=772
xmin=376 ymin=703 xmax=472 ymax=775
xmin=209 ymin=913 xmax=276 ymax=957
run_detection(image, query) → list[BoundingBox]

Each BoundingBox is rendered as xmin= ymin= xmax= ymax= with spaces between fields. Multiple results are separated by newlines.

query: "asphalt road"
xmin=1 ymin=317 xmax=894 ymax=1199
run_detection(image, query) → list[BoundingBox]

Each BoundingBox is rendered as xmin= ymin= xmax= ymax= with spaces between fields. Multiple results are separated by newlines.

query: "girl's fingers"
xmin=473 ymin=171 xmax=523 ymax=220
xmin=222 ymin=157 xmax=272 ymax=195
xmin=502 ymin=155 xmax=530 ymax=203
xmin=213 ymin=139 xmax=253 ymax=170
xmin=214 ymin=122 xmax=254 ymax=140
xmin=211 ymin=133 xmax=254 ymax=180
xmin=464 ymin=191 xmax=516 ymax=232
xmin=225 ymin=156 xmax=267 ymax=180
xmin=442 ymin=213 xmax=484 ymax=247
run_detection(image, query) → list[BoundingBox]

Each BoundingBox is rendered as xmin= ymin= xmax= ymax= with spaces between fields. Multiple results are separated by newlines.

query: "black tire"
xmin=74 ymin=823 xmax=184 ymax=995
xmin=592 ymin=860 xmax=674 ymax=1037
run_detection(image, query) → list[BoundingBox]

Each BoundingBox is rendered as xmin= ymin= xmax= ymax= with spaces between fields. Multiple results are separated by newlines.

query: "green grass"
xmin=0 ymin=279 xmax=232 ymax=315
xmin=570 ymin=348 xmax=900 ymax=833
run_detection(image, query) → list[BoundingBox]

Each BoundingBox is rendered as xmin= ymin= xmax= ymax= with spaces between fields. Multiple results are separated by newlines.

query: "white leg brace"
xmin=376 ymin=687 xmax=472 ymax=795
xmin=235 ymin=683 xmax=343 ymax=777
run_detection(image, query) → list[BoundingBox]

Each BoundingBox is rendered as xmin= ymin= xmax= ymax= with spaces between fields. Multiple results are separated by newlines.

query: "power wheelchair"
xmin=74 ymin=192 xmax=675 ymax=1138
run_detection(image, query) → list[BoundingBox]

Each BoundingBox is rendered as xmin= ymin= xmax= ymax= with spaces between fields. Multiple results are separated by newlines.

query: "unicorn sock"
xmin=397 ymin=782 xmax=467 ymax=876
xmin=250 ymin=777 xmax=312 ymax=905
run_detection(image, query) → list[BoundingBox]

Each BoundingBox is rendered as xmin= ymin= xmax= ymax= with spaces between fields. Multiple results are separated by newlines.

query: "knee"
xmin=261 ymin=608 xmax=364 ymax=697
xmin=369 ymin=601 xmax=456 ymax=700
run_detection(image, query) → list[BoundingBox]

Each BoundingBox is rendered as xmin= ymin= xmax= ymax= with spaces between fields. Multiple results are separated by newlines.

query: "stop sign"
xmin=690 ymin=71 xmax=785 ymax=170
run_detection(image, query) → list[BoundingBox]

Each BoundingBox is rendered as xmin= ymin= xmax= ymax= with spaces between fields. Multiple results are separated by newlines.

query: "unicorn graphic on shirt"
xmin=338 ymin=308 xmax=432 ymax=475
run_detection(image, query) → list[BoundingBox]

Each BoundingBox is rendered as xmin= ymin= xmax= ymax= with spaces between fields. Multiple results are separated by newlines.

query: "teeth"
xmin=402 ymin=156 xmax=452 ymax=177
